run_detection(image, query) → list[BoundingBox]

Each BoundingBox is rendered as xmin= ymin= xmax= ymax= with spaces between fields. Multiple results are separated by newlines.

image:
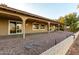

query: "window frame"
xmin=32 ymin=23 xmax=40 ymax=30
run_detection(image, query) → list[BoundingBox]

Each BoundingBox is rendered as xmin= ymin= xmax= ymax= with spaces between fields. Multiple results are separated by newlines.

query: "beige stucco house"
xmin=0 ymin=4 xmax=63 ymax=39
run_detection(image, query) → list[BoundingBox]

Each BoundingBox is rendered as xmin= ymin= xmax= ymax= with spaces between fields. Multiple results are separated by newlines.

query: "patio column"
xmin=21 ymin=17 xmax=27 ymax=39
xmin=23 ymin=20 xmax=26 ymax=39
xmin=48 ymin=22 xmax=50 ymax=32
xmin=58 ymin=24 xmax=60 ymax=30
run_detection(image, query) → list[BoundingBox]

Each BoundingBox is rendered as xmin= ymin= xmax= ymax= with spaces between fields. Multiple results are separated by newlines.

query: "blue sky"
xmin=23 ymin=3 xmax=78 ymax=19
xmin=0 ymin=2 xmax=79 ymax=19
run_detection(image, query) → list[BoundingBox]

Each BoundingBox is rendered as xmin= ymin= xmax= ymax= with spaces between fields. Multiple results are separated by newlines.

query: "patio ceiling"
xmin=26 ymin=18 xmax=59 ymax=26
xmin=0 ymin=13 xmax=22 ymax=21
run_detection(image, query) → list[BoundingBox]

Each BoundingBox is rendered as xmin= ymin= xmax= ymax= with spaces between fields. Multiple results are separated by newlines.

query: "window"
xmin=33 ymin=23 xmax=39 ymax=29
xmin=40 ymin=24 xmax=45 ymax=29
xmin=50 ymin=25 xmax=56 ymax=31
xmin=9 ymin=21 xmax=22 ymax=34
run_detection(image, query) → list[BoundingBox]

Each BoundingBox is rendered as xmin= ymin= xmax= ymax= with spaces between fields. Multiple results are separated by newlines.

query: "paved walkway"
xmin=0 ymin=31 xmax=73 ymax=55
xmin=67 ymin=35 xmax=79 ymax=55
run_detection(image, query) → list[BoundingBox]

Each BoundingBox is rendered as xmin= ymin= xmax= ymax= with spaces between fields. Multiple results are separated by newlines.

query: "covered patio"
xmin=0 ymin=5 xmax=62 ymax=39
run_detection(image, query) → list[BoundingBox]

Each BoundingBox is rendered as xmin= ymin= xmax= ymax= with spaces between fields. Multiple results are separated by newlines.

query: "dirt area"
xmin=0 ymin=31 xmax=73 ymax=55
xmin=66 ymin=35 xmax=79 ymax=55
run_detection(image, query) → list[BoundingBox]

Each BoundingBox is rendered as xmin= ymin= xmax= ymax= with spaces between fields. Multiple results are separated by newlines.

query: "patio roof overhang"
xmin=0 ymin=5 xmax=63 ymax=25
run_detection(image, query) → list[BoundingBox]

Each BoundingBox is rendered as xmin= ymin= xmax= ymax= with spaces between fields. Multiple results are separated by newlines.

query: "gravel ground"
xmin=66 ymin=35 xmax=79 ymax=55
xmin=0 ymin=31 xmax=73 ymax=55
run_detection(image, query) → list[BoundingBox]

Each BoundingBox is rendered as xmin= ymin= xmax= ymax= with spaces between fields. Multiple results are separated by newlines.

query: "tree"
xmin=58 ymin=16 xmax=65 ymax=31
xmin=58 ymin=16 xmax=65 ymax=24
xmin=64 ymin=13 xmax=78 ymax=32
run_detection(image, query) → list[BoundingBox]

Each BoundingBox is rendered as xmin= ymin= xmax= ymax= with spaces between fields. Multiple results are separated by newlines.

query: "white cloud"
xmin=0 ymin=0 xmax=79 ymax=19
xmin=0 ymin=0 xmax=79 ymax=3
xmin=0 ymin=0 xmax=24 ymax=3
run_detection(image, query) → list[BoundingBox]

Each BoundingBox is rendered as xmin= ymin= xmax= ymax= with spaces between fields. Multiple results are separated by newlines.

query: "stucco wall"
xmin=0 ymin=19 xmax=8 ymax=36
xmin=41 ymin=31 xmax=79 ymax=55
xmin=25 ymin=22 xmax=48 ymax=33
xmin=0 ymin=19 xmax=48 ymax=35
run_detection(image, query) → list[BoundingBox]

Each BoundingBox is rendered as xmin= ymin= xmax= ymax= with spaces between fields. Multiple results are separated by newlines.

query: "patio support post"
xmin=48 ymin=22 xmax=50 ymax=32
xmin=58 ymin=24 xmax=60 ymax=30
xmin=22 ymin=20 xmax=26 ymax=39
xmin=21 ymin=17 xmax=27 ymax=39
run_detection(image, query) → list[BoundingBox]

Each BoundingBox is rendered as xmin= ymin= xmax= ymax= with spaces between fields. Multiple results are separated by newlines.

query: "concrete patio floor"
xmin=0 ymin=31 xmax=73 ymax=55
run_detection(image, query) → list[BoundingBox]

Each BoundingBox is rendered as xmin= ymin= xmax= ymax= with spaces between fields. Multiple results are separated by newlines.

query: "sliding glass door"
xmin=9 ymin=20 xmax=22 ymax=34
xmin=10 ymin=22 xmax=16 ymax=33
